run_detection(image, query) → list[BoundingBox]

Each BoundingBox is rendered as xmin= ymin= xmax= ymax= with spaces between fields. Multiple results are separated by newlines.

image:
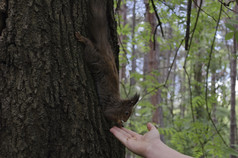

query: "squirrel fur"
xmin=75 ymin=0 xmax=139 ymax=127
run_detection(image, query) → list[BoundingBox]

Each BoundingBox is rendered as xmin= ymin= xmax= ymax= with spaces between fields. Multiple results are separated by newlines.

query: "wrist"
xmin=144 ymin=139 xmax=164 ymax=158
xmin=145 ymin=140 xmax=192 ymax=158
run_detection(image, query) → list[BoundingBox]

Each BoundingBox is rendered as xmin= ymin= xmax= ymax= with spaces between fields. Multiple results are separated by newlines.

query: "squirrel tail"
xmin=88 ymin=0 xmax=109 ymax=48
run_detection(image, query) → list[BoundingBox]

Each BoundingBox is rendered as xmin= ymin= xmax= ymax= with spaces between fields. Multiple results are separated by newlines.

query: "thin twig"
xmin=118 ymin=35 xmax=130 ymax=64
xmin=224 ymin=0 xmax=236 ymax=6
xmin=183 ymin=0 xmax=203 ymax=68
xmin=150 ymin=0 xmax=165 ymax=50
xmin=218 ymin=0 xmax=238 ymax=13
xmin=115 ymin=0 xmax=122 ymax=12
xmin=141 ymin=39 xmax=184 ymax=100
xmin=222 ymin=8 xmax=231 ymax=18
xmin=164 ymin=39 xmax=184 ymax=86
xmin=158 ymin=0 xmax=182 ymax=19
xmin=120 ymin=81 xmax=129 ymax=98
xmin=192 ymin=0 xmax=217 ymax=22
xmin=153 ymin=23 xmax=160 ymax=50
xmin=183 ymin=0 xmax=203 ymax=122
xmin=205 ymin=2 xmax=228 ymax=147
xmin=183 ymin=62 xmax=195 ymax=122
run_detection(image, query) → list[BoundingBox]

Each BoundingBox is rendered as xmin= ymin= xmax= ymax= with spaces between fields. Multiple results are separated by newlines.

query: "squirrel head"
xmin=104 ymin=93 xmax=140 ymax=127
xmin=120 ymin=93 xmax=140 ymax=122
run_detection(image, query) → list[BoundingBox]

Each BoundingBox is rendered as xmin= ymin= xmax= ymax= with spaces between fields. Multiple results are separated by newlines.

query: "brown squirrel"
xmin=75 ymin=0 xmax=139 ymax=127
xmin=75 ymin=32 xmax=139 ymax=127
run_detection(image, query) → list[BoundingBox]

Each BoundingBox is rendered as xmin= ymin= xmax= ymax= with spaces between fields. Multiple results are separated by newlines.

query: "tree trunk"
xmin=193 ymin=49 xmax=205 ymax=119
xmin=180 ymin=58 xmax=186 ymax=118
xmin=230 ymin=7 xmax=237 ymax=157
xmin=119 ymin=2 xmax=128 ymax=83
xmin=170 ymin=54 xmax=177 ymax=123
xmin=211 ymin=69 xmax=217 ymax=123
xmin=144 ymin=0 xmax=164 ymax=142
xmin=130 ymin=0 xmax=136 ymax=87
xmin=0 ymin=0 xmax=124 ymax=157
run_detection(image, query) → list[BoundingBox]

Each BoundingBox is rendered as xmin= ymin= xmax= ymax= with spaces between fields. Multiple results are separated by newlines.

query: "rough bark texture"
xmin=0 ymin=0 xmax=124 ymax=157
xmin=230 ymin=7 xmax=237 ymax=157
xmin=118 ymin=3 xmax=127 ymax=83
xmin=129 ymin=0 xmax=136 ymax=87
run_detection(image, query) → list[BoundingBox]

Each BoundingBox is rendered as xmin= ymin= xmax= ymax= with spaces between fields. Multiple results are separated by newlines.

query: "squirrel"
xmin=75 ymin=0 xmax=139 ymax=128
xmin=75 ymin=32 xmax=139 ymax=127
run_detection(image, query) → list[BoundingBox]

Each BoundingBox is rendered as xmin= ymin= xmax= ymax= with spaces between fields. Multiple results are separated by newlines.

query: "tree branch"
xmin=183 ymin=0 xmax=203 ymax=122
xmin=192 ymin=0 xmax=217 ymax=22
xmin=158 ymin=0 xmax=182 ymax=19
xmin=150 ymin=0 xmax=164 ymax=50
xmin=164 ymin=39 xmax=184 ymax=86
xmin=205 ymin=2 xmax=228 ymax=147
xmin=120 ymin=81 xmax=130 ymax=98
xmin=141 ymin=39 xmax=184 ymax=100
xmin=218 ymin=0 xmax=238 ymax=13
xmin=115 ymin=0 xmax=122 ymax=12
xmin=183 ymin=0 xmax=203 ymax=70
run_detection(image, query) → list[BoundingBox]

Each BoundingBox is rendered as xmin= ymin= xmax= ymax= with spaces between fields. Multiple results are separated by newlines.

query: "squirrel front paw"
xmin=116 ymin=120 xmax=124 ymax=128
xmin=75 ymin=32 xmax=94 ymax=47
xmin=75 ymin=32 xmax=84 ymax=42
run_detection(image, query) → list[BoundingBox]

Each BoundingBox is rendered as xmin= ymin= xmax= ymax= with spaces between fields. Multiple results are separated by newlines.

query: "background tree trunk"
xmin=230 ymin=5 xmax=237 ymax=158
xmin=130 ymin=0 xmax=137 ymax=87
xmin=0 ymin=0 xmax=124 ymax=157
xmin=119 ymin=2 xmax=128 ymax=83
xmin=144 ymin=0 xmax=164 ymax=142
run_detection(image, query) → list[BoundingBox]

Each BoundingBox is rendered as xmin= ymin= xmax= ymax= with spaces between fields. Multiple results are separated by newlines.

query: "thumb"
xmin=147 ymin=122 xmax=156 ymax=131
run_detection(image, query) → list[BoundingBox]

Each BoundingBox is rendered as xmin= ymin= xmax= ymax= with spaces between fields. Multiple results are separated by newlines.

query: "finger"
xmin=121 ymin=127 xmax=141 ymax=139
xmin=110 ymin=127 xmax=128 ymax=144
xmin=111 ymin=126 xmax=132 ymax=138
xmin=147 ymin=122 xmax=156 ymax=131
xmin=113 ymin=126 xmax=134 ymax=138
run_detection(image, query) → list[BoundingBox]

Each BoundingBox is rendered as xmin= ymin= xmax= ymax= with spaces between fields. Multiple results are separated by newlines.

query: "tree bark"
xmin=211 ymin=69 xmax=217 ymax=123
xmin=130 ymin=0 xmax=137 ymax=87
xmin=230 ymin=7 xmax=237 ymax=157
xmin=119 ymin=3 xmax=128 ymax=83
xmin=0 ymin=0 xmax=124 ymax=157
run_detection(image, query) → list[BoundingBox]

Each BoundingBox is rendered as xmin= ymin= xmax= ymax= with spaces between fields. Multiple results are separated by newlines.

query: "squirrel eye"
xmin=125 ymin=111 xmax=129 ymax=116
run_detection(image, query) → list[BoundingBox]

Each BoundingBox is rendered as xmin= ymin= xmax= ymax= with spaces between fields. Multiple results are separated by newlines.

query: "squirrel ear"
xmin=122 ymin=93 xmax=140 ymax=107
xmin=128 ymin=93 xmax=140 ymax=106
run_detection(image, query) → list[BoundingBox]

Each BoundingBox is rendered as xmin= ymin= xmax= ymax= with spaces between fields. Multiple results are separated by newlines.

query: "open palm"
xmin=110 ymin=123 xmax=160 ymax=157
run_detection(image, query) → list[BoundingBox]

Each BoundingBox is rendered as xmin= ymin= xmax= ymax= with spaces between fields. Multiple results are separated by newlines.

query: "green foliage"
xmin=116 ymin=0 xmax=237 ymax=157
xmin=135 ymin=22 xmax=152 ymax=52
xmin=160 ymin=118 xmax=235 ymax=158
xmin=225 ymin=17 xmax=238 ymax=40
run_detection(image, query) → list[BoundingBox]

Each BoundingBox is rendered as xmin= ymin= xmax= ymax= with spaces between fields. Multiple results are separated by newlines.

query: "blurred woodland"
xmin=115 ymin=0 xmax=238 ymax=157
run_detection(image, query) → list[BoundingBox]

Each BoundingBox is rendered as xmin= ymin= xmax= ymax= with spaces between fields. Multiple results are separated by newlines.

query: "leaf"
xmin=228 ymin=19 xmax=238 ymax=26
xmin=225 ymin=32 xmax=234 ymax=40
xmin=222 ymin=147 xmax=238 ymax=156
xmin=235 ymin=31 xmax=238 ymax=41
xmin=225 ymin=23 xmax=235 ymax=31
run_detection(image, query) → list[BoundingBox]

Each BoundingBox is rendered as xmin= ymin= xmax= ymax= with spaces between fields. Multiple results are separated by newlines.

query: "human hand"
xmin=110 ymin=123 xmax=193 ymax=158
xmin=110 ymin=122 xmax=161 ymax=157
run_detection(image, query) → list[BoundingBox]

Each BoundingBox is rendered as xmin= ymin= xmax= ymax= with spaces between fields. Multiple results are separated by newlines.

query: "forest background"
xmin=116 ymin=0 xmax=238 ymax=157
